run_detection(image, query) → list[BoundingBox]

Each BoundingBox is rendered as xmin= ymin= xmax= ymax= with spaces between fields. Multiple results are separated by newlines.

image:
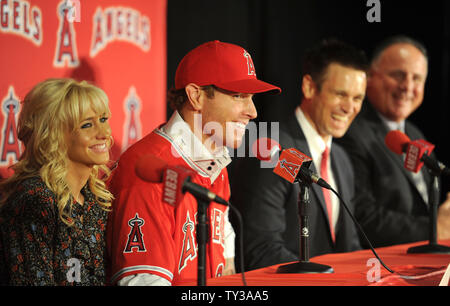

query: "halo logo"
xmin=54 ymin=0 xmax=79 ymax=67
xmin=0 ymin=86 xmax=21 ymax=165
xmin=122 ymin=87 xmax=142 ymax=152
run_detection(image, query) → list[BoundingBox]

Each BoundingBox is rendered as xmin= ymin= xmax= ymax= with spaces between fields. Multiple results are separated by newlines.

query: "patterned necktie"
xmin=320 ymin=146 xmax=335 ymax=242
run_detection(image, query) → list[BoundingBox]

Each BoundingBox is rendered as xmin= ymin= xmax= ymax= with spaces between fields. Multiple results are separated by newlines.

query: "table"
xmin=181 ymin=239 xmax=450 ymax=286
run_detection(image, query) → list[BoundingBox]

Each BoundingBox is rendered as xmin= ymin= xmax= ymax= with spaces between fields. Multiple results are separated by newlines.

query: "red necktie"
xmin=320 ymin=147 xmax=335 ymax=242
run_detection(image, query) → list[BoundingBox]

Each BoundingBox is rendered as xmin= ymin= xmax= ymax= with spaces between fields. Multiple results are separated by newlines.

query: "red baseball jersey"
xmin=106 ymin=128 xmax=230 ymax=285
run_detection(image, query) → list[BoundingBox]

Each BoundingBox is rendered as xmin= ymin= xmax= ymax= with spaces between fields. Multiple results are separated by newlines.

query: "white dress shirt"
xmin=295 ymin=106 xmax=340 ymax=230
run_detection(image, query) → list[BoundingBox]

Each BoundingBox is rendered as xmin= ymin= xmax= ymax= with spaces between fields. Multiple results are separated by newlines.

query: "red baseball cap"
xmin=175 ymin=40 xmax=281 ymax=94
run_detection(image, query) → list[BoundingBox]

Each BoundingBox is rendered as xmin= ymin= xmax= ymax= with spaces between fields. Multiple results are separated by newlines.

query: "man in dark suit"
xmin=337 ymin=36 xmax=450 ymax=248
xmin=230 ymin=39 xmax=368 ymax=271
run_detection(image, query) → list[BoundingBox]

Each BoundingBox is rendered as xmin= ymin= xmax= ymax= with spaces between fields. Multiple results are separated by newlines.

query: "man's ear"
xmin=301 ymin=74 xmax=316 ymax=99
xmin=185 ymin=83 xmax=204 ymax=111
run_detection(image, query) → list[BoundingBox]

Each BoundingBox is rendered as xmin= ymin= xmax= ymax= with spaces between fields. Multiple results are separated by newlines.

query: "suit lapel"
xmin=329 ymin=146 xmax=350 ymax=239
xmin=366 ymin=107 xmax=429 ymax=206
xmin=286 ymin=115 xmax=333 ymax=235
xmin=330 ymin=147 xmax=348 ymax=209
xmin=373 ymin=120 xmax=409 ymax=176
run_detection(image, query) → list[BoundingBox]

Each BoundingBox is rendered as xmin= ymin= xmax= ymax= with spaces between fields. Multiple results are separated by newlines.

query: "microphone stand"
xmin=277 ymin=181 xmax=334 ymax=273
xmin=407 ymin=173 xmax=450 ymax=254
xmin=196 ymin=198 xmax=209 ymax=286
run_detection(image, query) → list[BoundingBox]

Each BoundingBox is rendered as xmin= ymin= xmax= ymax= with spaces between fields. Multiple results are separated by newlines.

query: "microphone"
xmin=252 ymin=137 xmax=396 ymax=274
xmin=135 ymin=155 xmax=229 ymax=206
xmin=385 ymin=130 xmax=450 ymax=176
xmin=252 ymin=137 xmax=332 ymax=189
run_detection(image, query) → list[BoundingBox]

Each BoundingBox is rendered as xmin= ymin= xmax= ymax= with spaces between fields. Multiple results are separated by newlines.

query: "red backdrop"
xmin=0 ymin=0 xmax=167 ymax=177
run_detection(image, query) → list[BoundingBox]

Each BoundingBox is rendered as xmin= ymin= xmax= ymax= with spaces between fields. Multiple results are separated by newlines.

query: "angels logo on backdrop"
xmin=90 ymin=6 xmax=151 ymax=57
xmin=54 ymin=0 xmax=79 ymax=67
xmin=0 ymin=0 xmax=43 ymax=45
xmin=1 ymin=87 xmax=21 ymax=166
xmin=122 ymin=87 xmax=142 ymax=153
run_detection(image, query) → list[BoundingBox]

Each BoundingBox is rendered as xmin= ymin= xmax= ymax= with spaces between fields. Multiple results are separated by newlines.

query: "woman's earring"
xmin=109 ymin=135 xmax=114 ymax=149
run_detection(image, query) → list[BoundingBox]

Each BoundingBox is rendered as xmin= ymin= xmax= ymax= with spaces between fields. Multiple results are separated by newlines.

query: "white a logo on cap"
xmin=243 ymin=50 xmax=256 ymax=76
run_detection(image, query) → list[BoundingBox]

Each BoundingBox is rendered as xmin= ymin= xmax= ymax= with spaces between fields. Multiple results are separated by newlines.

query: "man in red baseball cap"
xmin=106 ymin=41 xmax=280 ymax=286
xmin=171 ymin=40 xmax=281 ymax=151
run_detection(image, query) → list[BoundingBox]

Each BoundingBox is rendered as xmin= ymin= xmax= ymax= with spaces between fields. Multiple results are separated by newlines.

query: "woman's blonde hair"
xmin=0 ymin=78 xmax=114 ymax=225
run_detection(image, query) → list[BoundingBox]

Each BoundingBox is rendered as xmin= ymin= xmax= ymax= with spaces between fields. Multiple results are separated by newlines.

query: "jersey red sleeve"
xmin=106 ymin=181 xmax=177 ymax=284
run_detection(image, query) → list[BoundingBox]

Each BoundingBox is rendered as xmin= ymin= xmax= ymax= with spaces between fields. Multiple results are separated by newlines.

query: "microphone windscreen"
xmin=252 ymin=137 xmax=281 ymax=161
xmin=385 ymin=130 xmax=410 ymax=155
xmin=273 ymin=148 xmax=312 ymax=183
xmin=135 ymin=154 xmax=168 ymax=183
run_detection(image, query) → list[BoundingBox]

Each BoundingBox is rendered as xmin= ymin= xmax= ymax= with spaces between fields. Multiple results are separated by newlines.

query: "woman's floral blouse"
xmin=0 ymin=176 xmax=108 ymax=285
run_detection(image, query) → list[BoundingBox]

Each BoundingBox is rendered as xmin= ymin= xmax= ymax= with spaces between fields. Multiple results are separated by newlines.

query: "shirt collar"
xmin=295 ymin=106 xmax=333 ymax=166
xmin=161 ymin=111 xmax=231 ymax=183
xmin=376 ymin=111 xmax=405 ymax=133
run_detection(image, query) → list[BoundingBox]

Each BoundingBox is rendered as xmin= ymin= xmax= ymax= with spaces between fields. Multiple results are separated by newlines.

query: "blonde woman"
xmin=0 ymin=78 xmax=114 ymax=285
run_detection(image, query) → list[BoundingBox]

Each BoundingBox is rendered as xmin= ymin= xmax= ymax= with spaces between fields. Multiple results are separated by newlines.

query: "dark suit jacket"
xmin=230 ymin=113 xmax=361 ymax=272
xmin=336 ymin=102 xmax=433 ymax=248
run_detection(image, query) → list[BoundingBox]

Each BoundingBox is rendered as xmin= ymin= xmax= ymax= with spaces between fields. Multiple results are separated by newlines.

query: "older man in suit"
xmin=230 ymin=39 xmax=368 ymax=271
xmin=337 ymin=35 xmax=450 ymax=248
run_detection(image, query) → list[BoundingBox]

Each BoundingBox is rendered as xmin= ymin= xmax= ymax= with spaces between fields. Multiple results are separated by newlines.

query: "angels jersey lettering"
xmin=211 ymin=208 xmax=225 ymax=246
